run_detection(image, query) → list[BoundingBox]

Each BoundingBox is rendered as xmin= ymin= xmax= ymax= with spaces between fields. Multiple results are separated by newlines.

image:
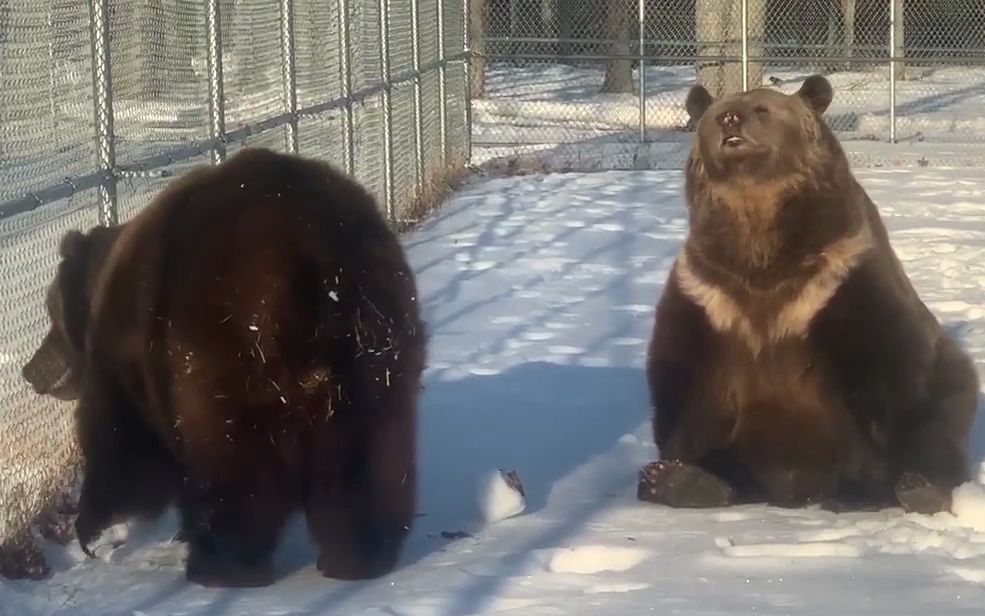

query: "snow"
xmin=474 ymin=62 xmax=985 ymax=140
xmin=472 ymin=62 xmax=985 ymax=170
xmin=6 ymin=166 xmax=985 ymax=614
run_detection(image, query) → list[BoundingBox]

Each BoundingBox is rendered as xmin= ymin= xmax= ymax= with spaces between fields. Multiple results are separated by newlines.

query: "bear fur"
xmin=21 ymin=147 xmax=428 ymax=587
xmin=639 ymin=75 xmax=979 ymax=514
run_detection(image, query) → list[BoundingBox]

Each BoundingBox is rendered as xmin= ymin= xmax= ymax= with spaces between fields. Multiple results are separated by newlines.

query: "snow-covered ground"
xmin=5 ymin=166 xmax=985 ymax=614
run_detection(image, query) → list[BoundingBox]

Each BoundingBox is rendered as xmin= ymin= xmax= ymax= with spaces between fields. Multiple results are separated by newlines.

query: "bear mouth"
xmin=24 ymin=359 xmax=79 ymax=401
xmin=719 ymin=133 xmax=764 ymax=156
xmin=44 ymin=369 xmax=79 ymax=401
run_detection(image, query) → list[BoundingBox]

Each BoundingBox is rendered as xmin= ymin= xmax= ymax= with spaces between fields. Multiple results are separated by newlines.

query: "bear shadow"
xmin=942 ymin=320 xmax=985 ymax=472
xmin=968 ymin=393 xmax=985 ymax=473
xmin=274 ymin=361 xmax=650 ymax=570
xmin=413 ymin=361 xmax=649 ymax=529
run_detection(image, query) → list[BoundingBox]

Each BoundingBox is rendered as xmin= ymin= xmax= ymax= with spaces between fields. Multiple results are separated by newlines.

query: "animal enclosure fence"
xmin=470 ymin=0 xmax=985 ymax=170
xmin=0 ymin=0 xmax=469 ymax=571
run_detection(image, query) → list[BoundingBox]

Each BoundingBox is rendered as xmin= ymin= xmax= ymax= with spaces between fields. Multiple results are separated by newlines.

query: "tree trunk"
xmin=892 ymin=0 xmax=905 ymax=81
xmin=694 ymin=0 xmax=764 ymax=98
xmin=557 ymin=0 xmax=574 ymax=62
xmin=842 ymin=0 xmax=856 ymax=71
xmin=469 ymin=0 xmax=487 ymax=98
xmin=601 ymin=0 xmax=634 ymax=94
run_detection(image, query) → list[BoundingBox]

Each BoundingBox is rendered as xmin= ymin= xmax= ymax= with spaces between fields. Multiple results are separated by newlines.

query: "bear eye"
xmin=754 ymin=105 xmax=769 ymax=115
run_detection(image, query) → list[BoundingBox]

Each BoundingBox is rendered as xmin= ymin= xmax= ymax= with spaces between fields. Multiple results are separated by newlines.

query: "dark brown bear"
xmin=21 ymin=147 xmax=427 ymax=587
xmin=638 ymin=75 xmax=979 ymax=515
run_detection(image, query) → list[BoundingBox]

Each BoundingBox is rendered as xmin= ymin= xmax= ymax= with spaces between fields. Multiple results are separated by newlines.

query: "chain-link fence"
xmin=0 ymin=0 xmax=469 ymax=576
xmin=470 ymin=0 xmax=985 ymax=171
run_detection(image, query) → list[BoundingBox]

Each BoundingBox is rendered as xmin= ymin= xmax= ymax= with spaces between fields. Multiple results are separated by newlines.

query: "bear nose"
xmin=717 ymin=111 xmax=742 ymax=128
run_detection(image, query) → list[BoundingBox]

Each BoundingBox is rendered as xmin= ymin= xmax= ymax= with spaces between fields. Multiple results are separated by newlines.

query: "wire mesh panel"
xmin=419 ymin=0 xmax=445 ymax=190
xmin=475 ymin=0 xmax=655 ymax=168
xmin=0 ymin=0 xmax=468 ymax=577
xmin=471 ymin=0 xmax=985 ymax=171
xmin=108 ymin=0 xmax=209 ymax=163
xmin=297 ymin=110 xmax=347 ymax=170
xmin=0 ymin=1 xmax=95 ymax=204
xmin=348 ymin=0 xmax=387 ymax=206
xmin=445 ymin=0 xmax=469 ymax=168
xmin=0 ymin=191 xmax=100 ymax=564
xmin=293 ymin=0 xmax=347 ymax=170
xmin=887 ymin=0 xmax=985 ymax=146
xmin=391 ymin=82 xmax=420 ymax=210
xmin=295 ymin=0 xmax=342 ymax=110
xmin=117 ymin=156 xmax=214 ymax=224
xmin=0 ymin=0 xmax=97 ymax=571
xmin=758 ymin=1 xmax=890 ymax=148
xmin=221 ymin=0 xmax=291 ymax=154
xmin=420 ymin=69 xmax=445 ymax=185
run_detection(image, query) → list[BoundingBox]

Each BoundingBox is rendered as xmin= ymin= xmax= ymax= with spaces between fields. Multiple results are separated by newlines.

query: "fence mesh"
xmin=472 ymin=0 xmax=985 ymax=171
xmin=0 ymin=0 xmax=468 ymax=576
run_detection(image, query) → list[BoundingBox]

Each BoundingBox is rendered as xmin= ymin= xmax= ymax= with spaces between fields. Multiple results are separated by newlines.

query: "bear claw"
xmin=74 ymin=511 xmax=105 ymax=559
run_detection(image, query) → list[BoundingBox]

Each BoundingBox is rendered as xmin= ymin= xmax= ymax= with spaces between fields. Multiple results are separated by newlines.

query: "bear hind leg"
xmin=894 ymin=335 xmax=979 ymax=514
xmin=179 ymin=467 xmax=295 ymax=588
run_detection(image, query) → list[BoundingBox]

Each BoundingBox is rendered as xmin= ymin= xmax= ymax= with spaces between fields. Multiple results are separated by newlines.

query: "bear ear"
xmin=685 ymin=84 xmax=715 ymax=124
xmin=58 ymin=229 xmax=88 ymax=260
xmin=796 ymin=74 xmax=833 ymax=115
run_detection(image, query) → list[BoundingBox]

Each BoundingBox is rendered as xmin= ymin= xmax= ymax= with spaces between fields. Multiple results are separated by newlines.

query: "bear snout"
xmin=717 ymin=111 xmax=743 ymax=128
xmin=22 ymin=339 xmax=75 ymax=399
xmin=22 ymin=352 xmax=51 ymax=393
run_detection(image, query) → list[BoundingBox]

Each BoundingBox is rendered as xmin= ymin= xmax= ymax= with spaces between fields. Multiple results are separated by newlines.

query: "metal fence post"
xmin=206 ymin=0 xmax=226 ymax=165
xmin=437 ymin=0 xmax=448 ymax=164
xmin=740 ymin=0 xmax=749 ymax=91
xmin=888 ymin=0 xmax=897 ymax=144
xmin=462 ymin=0 xmax=472 ymax=162
xmin=337 ymin=0 xmax=355 ymax=175
xmin=379 ymin=0 xmax=395 ymax=222
xmin=637 ymin=0 xmax=646 ymax=143
xmin=281 ymin=0 xmax=299 ymax=153
xmin=410 ymin=0 xmax=425 ymax=193
xmin=88 ymin=0 xmax=117 ymax=226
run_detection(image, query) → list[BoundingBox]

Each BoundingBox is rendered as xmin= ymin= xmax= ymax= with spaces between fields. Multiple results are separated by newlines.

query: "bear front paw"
xmin=894 ymin=471 xmax=953 ymax=515
xmin=637 ymin=459 xmax=735 ymax=508
xmin=316 ymin=540 xmax=401 ymax=581
xmin=185 ymin=547 xmax=276 ymax=588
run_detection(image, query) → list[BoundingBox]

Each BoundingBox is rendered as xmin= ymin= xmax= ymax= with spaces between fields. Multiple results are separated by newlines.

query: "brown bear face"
xmin=684 ymin=75 xmax=834 ymax=182
xmin=22 ymin=227 xmax=118 ymax=401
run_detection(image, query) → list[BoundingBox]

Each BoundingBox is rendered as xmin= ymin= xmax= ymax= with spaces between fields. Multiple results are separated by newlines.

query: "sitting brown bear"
xmin=638 ymin=75 xmax=979 ymax=514
xmin=22 ymin=147 xmax=428 ymax=587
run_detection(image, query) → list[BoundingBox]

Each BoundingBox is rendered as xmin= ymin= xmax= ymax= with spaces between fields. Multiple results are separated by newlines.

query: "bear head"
xmin=22 ymin=225 xmax=120 ymax=401
xmin=684 ymin=74 xmax=834 ymax=183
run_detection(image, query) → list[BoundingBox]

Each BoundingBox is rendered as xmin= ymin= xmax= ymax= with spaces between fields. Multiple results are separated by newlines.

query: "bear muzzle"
xmin=22 ymin=337 xmax=79 ymax=401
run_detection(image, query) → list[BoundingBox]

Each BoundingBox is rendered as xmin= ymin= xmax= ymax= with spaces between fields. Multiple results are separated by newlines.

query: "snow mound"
xmin=538 ymin=544 xmax=650 ymax=574
xmin=476 ymin=469 xmax=527 ymax=524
